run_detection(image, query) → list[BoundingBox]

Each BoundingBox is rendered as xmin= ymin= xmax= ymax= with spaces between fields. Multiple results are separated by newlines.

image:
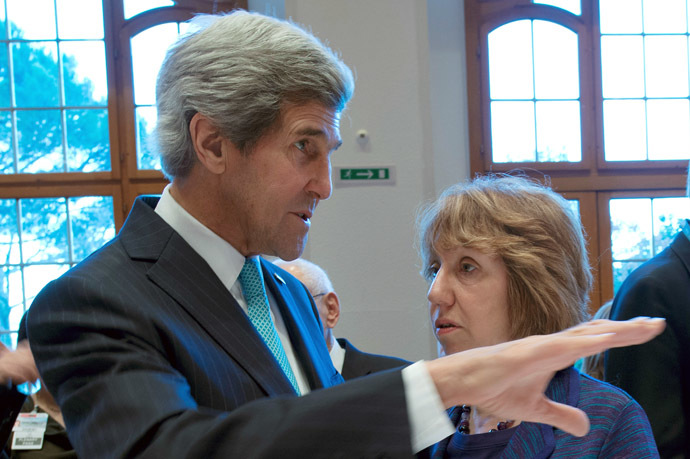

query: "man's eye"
xmin=294 ymin=140 xmax=306 ymax=151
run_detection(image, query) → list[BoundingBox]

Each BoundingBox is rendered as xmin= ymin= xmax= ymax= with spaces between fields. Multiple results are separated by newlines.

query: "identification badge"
xmin=11 ymin=412 xmax=48 ymax=450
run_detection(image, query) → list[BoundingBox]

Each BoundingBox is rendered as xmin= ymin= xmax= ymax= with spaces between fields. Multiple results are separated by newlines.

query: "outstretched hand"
xmin=0 ymin=340 xmax=40 ymax=386
xmin=425 ymin=317 xmax=665 ymax=437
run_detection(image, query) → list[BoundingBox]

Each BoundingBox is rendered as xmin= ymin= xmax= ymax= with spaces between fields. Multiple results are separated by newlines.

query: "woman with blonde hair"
xmin=418 ymin=174 xmax=657 ymax=458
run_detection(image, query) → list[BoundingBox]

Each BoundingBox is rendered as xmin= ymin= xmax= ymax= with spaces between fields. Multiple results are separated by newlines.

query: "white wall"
xmin=249 ymin=0 xmax=469 ymax=361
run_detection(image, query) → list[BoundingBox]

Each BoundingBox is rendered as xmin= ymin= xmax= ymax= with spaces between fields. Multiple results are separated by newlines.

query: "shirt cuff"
xmin=402 ymin=360 xmax=455 ymax=453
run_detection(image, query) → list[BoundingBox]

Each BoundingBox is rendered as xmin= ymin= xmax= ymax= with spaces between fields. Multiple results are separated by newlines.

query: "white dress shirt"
xmin=329 ymin=336 xmax=346 ymax=373
xmin=154 ymin=185 xmax=453 ymax=452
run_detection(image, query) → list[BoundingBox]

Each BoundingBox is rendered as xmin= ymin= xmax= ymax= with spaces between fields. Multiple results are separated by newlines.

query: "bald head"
xmin=275 ymin=258 xmax=340 ymax=350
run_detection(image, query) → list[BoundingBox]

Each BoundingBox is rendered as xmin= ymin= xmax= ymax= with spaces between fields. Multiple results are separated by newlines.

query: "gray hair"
xmin=274 ymin=258 xmax=334 ymax=297
xmin=155 ymin=11 xmax=355 ymax=179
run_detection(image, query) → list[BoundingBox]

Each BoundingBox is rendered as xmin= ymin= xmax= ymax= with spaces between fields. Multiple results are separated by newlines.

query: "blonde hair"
xmin=417 ymin=174 xmax=592 ymax=339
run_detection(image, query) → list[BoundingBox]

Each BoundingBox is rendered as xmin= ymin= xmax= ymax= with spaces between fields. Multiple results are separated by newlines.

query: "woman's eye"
xmin=460 ymin=263 xmax=476 ymax=273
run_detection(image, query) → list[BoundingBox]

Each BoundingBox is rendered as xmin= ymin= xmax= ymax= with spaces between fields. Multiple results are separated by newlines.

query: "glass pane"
xmin=645 ymin=36 xmax=689 ymax=98
xmin=643 ymin=0 xmax=686 ymax=34
xmin=599 ymin=0 xmax=643 ymax=34
xmin=13 ymin=42 xmax=59 ymax=108
xmin=601 ymin=36 xmax=644 ymax=98
xmin=66 ymin=109 xmax=111 ymax=172
xmin=7 ymin=0 xmax=56 ymax=40
xmin=136 ymin=106 xmax=161 ymax=170
xmin=533 ymin=21 xmax=579 ymax=99
xmin=68 ymin=196 xmax=115 ymax=260
xmin=0 ymin=45 xmax=10 ymax=107
xmin=533 ymin=0 xmax=581 ymax=15
xmin=610 ymin=198 xmax=652 ymax=260
xmin=0 ymin=199 xmax=20 ymax=264
xmin=1 ymin=266 xmax=24 ymax=333
xmin=61 ymin=41 xmax=108 ymax=106
xmin=56 ymin=0 xmax=104 ymax=39
xmin=603 ymin=100 xmax=646 ymax=161
xmin=131 ymin=22 xmax=180 ymax=106
xmin=647 ymin=99 xmax=690 ymax=160
xmin=488 ymin=20 xmax=534 ymax=100
xmin=0 ymin=0 xmax=6 ymax=41
xmin=20 ymin=198 xmax=68 ymax=264
xmin=491 ymin=101 xmax=536 ymax=162
xmin=16 ymin=110 xmax=63 ymax=173
xmin=23 ymin=264 xmax=69 ymax=306
xmin=612 ymin=261 xmax=643 ymax=294
xmin=0 ymin=111 xmax=13 ymax=174
xmin=652 ymin=197 xmax=690 ymax=253
xmin=124 ymin=0 xmax=175 ymax=20
xmin=536 ymin=101 xmax=581 ymax=161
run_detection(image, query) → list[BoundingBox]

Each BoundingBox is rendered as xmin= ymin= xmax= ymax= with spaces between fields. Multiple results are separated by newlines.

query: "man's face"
xmin=220 ymin=102 xmax=342 ymax=260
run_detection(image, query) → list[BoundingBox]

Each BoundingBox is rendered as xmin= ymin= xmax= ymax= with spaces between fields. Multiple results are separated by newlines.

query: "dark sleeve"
xmin=604 ymin=254 xmax=690 ymax=458
xmin=27 ymin=277 xmax=412 ymax=459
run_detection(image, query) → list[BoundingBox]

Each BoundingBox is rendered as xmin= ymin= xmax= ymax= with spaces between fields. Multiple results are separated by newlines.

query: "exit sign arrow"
xmin=334 ymin=166 xmax=396 ymax=187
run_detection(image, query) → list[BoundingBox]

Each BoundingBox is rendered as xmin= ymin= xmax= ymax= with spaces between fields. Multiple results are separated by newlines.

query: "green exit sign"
xmin=334 ymin=166 xmax=396 ymax=187
xmin=340 ymin=168 xmax=389 ymax=180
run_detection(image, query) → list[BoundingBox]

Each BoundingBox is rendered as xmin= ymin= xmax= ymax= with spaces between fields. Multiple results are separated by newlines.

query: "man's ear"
xmin=323 ymin=292 xmax=341 ymax=328
xmin=189 ymin=112 xmax=233 ymax=174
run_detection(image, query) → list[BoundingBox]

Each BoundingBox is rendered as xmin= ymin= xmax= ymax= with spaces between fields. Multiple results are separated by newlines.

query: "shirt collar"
xmin=329 ymin=336 xmax=345 ymax=374
xmin=154 ymin=184 xmax=246 ymax=292
xmin=682 ymin=219 xmax=690 ymax=242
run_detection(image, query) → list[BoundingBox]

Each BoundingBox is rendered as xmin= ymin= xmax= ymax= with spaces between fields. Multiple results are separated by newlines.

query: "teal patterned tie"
xmin=238 ymin=257 xmax=301 ymax=395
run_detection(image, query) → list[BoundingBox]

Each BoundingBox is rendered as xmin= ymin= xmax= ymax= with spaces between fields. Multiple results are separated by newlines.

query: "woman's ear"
xmin=189 ymin=112 xmax=230 ymax=175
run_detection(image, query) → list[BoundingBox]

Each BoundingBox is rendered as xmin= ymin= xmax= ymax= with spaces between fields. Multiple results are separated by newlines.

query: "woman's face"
xmin=427 ymin=246 xmax=512 ymax=355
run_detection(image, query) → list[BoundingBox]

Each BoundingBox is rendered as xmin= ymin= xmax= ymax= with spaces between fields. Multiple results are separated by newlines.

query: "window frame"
xmin=0 ymin=0 xmax=246 ymax=339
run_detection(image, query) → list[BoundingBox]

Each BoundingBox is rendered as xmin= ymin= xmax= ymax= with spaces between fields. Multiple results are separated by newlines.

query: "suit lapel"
xmin=121 ymin=197 xmax=295 ymax=397
xmin=263 ymin=259 xmax=342 ymax=389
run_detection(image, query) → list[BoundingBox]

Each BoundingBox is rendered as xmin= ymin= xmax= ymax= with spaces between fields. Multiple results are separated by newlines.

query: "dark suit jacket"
xmin=604 ymin=231 xmax=690 ymax=458
xmin=337 ymin=338 xmax=410 ymax=380
xmin=26 ymin=196 xmax=411 ymax=458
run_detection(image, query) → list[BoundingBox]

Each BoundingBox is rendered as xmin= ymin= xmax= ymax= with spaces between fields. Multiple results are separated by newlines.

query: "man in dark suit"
xmin=24 ymin=10 xmax=668 ymax=459
xmin=275 ymin=258 xmax=409 ymax=380
xmin=604 ymin=165 xmax=690 ymax=458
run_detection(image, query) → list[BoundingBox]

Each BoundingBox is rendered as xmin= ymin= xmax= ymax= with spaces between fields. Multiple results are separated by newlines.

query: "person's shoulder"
xmin=339 ymin=338 xmax=410 ymax=366
xmin=577 ymin=371 xmax=639 ymax=411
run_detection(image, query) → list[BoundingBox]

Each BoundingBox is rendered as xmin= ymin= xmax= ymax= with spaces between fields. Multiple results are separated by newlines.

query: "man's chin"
xmin=272 ymin=238 xmax=307 ymax=261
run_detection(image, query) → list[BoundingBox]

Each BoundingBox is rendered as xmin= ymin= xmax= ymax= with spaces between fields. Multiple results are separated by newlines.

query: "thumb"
xmin=528 ymin=398 xmax=590 ymax=437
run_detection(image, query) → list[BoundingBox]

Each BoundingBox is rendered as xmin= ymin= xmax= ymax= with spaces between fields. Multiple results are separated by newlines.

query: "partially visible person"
xmin=418 ymin=175 xmax=659 ymax=458
xmin=275 ymin=258 xmax=409 ymax=379
xmin=604 ymin=165 xmax=690 ymax=458
xmin=2 ymin=315 xmax=75 ymax=459
xmin=579 ymin=300 xmax=613 ymax=380
xmin=0 ymin=341 xmax=35 ymax=458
